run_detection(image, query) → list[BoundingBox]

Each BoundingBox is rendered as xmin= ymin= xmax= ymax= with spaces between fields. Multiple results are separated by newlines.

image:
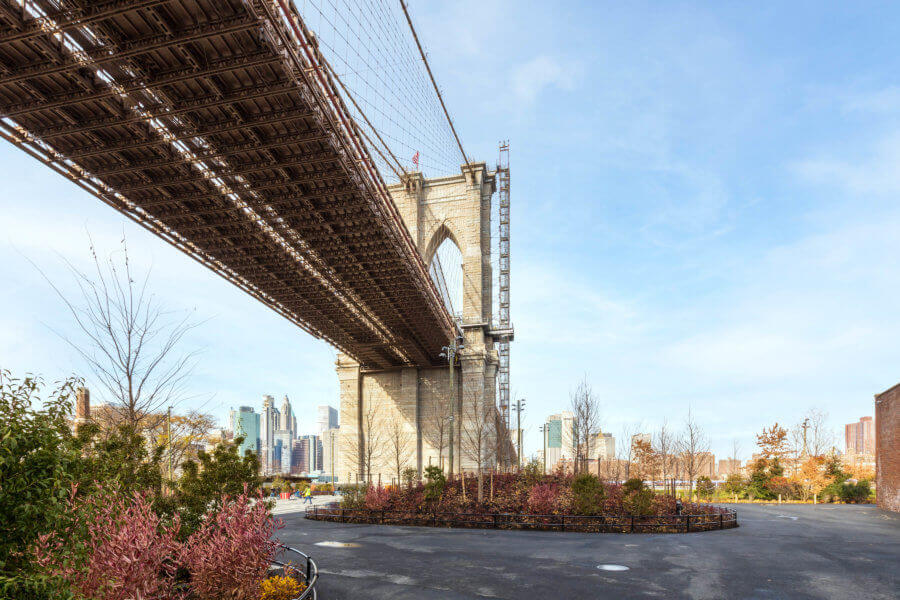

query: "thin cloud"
xmin=510 ymin=55 xmax=581 ymax=104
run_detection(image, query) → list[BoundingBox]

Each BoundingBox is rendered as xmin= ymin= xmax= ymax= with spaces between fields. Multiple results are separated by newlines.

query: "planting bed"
xmin=306 ymin=505 xmax=737 ymax=533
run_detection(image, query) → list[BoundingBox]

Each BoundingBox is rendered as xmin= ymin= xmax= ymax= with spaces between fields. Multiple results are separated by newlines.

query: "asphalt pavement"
xmin=275 ymin=502 xmax=899 ymax=599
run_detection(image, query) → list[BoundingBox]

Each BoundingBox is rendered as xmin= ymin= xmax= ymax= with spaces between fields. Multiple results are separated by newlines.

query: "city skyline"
xmin=226 ymin=396 xmax=339 ymax=476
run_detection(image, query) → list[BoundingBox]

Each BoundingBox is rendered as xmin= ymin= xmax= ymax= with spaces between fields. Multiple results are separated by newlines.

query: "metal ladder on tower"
xmin=495 ymin=141 xmax=514 ymax=432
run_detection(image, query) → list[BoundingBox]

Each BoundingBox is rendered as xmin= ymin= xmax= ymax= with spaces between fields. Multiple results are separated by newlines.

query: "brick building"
xmin=718 ymin=458 xmax=742 ymax=478
xmin=875 ymin=383 xmax=899 ymax=512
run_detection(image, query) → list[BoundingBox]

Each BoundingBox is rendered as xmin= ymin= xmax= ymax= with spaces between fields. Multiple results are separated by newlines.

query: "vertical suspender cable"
xmin=398 ymin=0 xmax=469 ymax=166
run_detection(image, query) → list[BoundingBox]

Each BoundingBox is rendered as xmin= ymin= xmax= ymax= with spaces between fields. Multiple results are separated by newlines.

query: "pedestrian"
xmin=303 ymin=486 xmax=313 ymax=505
xmin=675 ymin=498 xmax=683 ymax=516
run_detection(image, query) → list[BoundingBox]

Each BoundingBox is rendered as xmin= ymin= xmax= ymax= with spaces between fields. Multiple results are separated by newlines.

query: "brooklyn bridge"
xmin=0 ymin=0 xmax=514 ymax=477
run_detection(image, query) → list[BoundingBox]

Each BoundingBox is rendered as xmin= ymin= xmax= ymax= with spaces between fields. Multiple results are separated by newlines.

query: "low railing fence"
xmin=307 ymin=506 xmax=737 ymax=533
xmin=271 ymin=544 xmax=319 ymax=599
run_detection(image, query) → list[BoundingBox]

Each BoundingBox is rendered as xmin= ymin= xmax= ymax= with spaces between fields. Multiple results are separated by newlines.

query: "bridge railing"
xmin=271 ymin=544 xmax=319 ymax=599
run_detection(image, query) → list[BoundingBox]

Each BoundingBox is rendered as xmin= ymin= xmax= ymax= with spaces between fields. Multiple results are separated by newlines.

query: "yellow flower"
xmin=260 ymin=574 xmax=306 ymax=600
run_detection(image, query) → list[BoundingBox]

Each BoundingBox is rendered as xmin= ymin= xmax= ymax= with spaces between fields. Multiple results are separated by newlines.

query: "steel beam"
xmin=1 ymin=52 xmax=280 ymax=117
xmin=0 ymin=0 xmax=172 ymax=45
xmin=27 ymin=82 xmax=300 ymax=139
xmin=83 ymin=130 xmax=330 ymax=176
xmin=2 ymin=14 xmax=260 ymax=86
xmin=65 ymin=106 xmax=317 ymax=159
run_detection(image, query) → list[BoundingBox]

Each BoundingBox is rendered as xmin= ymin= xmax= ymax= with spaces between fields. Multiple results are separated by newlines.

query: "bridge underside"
xmin=0 ymin=0 xmax=455 ymax=369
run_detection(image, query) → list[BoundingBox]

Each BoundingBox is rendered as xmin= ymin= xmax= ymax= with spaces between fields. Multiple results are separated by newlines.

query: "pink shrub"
xmin=179 ymin=490 xmax=282 ymax=600
xmin=33 ymin=487 xmax=180 ymax=600
xmin=526 ymin=483 xmax=559 ymax=514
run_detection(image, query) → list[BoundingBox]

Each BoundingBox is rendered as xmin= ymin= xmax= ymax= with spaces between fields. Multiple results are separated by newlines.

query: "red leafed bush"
xmin=364 ymin=484 xmax=391 ymax=510
xmin=32 ymin=485 xmax=284 ymax=600
xmin=526 ymin=483 xmax=560 ymax=514
xmin=179 ymin=489 xmax=282 ymax=600
xmin=33 ymin=486 xmax=181 ymax=600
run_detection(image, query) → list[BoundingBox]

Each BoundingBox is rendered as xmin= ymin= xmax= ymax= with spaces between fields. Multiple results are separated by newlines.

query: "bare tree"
xmin=677 ymin=409 xmax=710 ymax=501
xmin=616 ymin=421 xmax=643 ymax=480
xmin=730 ymin=439 xmax=741 ymax=465
xmin=42 ymin=236 xmax=200 ymax=431
xmin=569 ymin=376 xmax=600 ymax=474
xmin=422 ymin=382 xmax=453 ymax=471
xmin=461 ymin=389 xmax=496 ymax=503
xmin=387 ymin=417 xmax=415 ymax=487
xmin=802 ymin=408 xmax=835 ymax=457
xmin=342 ymin=394 xmax=387 ymax=484
xmin=654 ymin=421 xmax=675 ymax=495
xmin=493 ymin=410 xmax=515 ymax=471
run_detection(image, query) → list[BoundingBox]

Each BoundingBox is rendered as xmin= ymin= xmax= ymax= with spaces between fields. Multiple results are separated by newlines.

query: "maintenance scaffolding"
xmin=495 ymin=141 xmax=514 ymax=428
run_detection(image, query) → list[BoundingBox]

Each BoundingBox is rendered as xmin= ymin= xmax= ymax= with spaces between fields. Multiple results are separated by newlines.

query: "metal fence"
xmin=307 ymin=507 xmax=738 ymax=533
xmin=271 ymin=544 xmax=319 ymax=599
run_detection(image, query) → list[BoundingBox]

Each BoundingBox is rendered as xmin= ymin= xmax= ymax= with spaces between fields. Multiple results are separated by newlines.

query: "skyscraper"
xmin=229 ymin=406 xmax=260 ymax=458
xmin=543 ymin=411 xmax=575 ymax=470
xmin=293 ymin=434 xmax=321 ymax=474
xmin=273 ymin=429 xmax=293 ymax=475
xmin=593 ymin=432 xmax=615 ymax=460
xmin=845 ymin=416 xmax=875 ymax=455
xmin=317 ymin=405 xmax=338 ymax=433
xmin=262 ymin=395 xmax=280 ymax=474
xmin=281 ymin=395 xmax=297 ymax=439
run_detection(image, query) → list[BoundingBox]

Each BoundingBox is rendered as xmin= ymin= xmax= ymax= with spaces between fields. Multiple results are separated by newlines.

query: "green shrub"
xmin=79 ymin=422 xmax=165 ymax=496
xmin=520 ymin=459 xmax=543 ymax=487
xmin=423 ymin=466 xmax=446 ymax=503
xmin=0 ymin=372 xmax=83 ymax=574
xmin=722 ymin=473 xmax=746 ymax=496
xmin=339 ymin=484 xmax=367 ymax=508
xmin=571 ymin=473 xmax=605 ymax=515
xmin=173 ymin=437 xmax=262 ymax=536
xmin=624 ymin=488 xmax=654 ymax=516
xmin=0 ymin=573 xmax=77 ymax=600
xmin=840 ymin=480 xmax=871 ymax=504
xmin=623 ymin=478 xmax=645 ymax=494
xmin=401 ymin=467 xmax=418 ymax=489
xmin=819 ymin=480 xmax=843 ymax=503
xmin=696 ymin=476 xmax=715 ymax=500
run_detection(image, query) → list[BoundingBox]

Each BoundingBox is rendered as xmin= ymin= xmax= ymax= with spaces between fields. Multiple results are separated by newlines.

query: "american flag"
xmin=412 ymin=151 xmax=419 ymax=167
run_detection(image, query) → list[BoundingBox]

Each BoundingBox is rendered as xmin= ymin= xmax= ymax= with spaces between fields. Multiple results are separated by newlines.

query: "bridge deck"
xmin=0 ymin=0 xmax=455 ymax=369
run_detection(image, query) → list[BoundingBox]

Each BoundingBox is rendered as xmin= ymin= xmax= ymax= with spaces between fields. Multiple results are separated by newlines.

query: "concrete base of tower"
xmin=335 ymin=351 xmax=508 ymax=485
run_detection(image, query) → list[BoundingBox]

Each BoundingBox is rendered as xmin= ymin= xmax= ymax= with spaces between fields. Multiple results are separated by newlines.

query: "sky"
xmin=2 ymin=1 xmax=898 ymax=462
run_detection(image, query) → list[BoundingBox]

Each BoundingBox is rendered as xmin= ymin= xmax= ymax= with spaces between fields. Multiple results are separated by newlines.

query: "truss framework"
xmin=0 ymin=0 xmax=457 ymax=369
xmin=494 ymin=141 xmax=513 ymax=426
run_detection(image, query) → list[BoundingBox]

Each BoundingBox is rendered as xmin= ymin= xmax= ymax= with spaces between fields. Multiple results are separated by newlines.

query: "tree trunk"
xmin=490 ymin=469 xmax=494 ymax=502
xmin=477 ymin=468 xmax=483 ymax=504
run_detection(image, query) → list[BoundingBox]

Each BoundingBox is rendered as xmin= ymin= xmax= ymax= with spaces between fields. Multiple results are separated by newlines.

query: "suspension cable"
xmin=398 ymin=0 xmax=469 ymax=166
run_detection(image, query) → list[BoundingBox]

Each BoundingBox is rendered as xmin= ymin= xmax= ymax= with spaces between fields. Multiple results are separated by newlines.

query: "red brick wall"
xmin=875 ymin=384 xmax=900 ymax=512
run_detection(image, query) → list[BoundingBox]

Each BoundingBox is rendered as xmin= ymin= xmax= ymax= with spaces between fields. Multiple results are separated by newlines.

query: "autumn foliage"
xmin=341 ymin=470 xmax=721 ymax=519
xmin=33 ymin=487 xmax=181 ymax=600
xmin=32 ymin=487 xmax=283 ymax=600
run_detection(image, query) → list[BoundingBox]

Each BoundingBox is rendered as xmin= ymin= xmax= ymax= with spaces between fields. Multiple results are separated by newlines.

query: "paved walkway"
xmin=270 ymin=494 xmax=340 ymax=516
xmin=277 ymin=503 xmax=899 ymax=599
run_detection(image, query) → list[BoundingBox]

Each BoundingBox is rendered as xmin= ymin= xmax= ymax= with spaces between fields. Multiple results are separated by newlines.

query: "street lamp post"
xmin=539 ymin=424 xmax=547 ymax=475
xmin=515 ymin=398 xmax=525 ymax=469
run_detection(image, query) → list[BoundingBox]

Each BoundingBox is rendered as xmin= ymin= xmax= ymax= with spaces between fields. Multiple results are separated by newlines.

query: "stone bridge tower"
xmin=336 ymin=162 xmax=505 ymax=483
